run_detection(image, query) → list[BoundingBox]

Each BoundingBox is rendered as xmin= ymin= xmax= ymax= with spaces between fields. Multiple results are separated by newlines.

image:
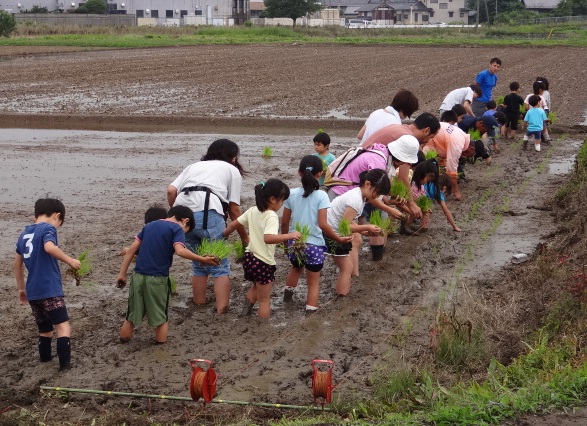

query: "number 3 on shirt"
xmin=22 ymin=233 xmax=35 ymax=259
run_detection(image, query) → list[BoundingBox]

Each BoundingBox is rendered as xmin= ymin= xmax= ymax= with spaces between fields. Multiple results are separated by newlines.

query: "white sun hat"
xmin=387 ymin=135 xmax=419 ymax=164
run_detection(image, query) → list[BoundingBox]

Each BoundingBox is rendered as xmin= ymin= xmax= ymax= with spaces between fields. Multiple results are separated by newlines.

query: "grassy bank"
xmin=1 ymin=22 xmax=587 ymax=47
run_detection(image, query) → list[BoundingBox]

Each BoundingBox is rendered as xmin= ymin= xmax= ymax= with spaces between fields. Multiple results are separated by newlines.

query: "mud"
xmin=0 ymin=45 xmax=586 ymax=425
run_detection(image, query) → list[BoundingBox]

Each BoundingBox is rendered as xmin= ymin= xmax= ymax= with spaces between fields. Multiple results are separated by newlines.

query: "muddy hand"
xmin=116 ymin=277 xmax=127 ymax=289
xmin=201 ymin=255 xmax=220 ymax=266
xmin=69 ymin=258 xmax=81 ymax=270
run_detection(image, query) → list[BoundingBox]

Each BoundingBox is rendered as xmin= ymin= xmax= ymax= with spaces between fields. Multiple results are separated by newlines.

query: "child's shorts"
xmin=287 ymin=241 xmax=325 ymax=272
xmin=323 ymin=234 xmax=352 ymax=256
xmin=125 ymin=272 xmax=170 ymax=327
xmin=506 ymin=112 xmax=520 ymax=130
xmin=526 ymin=130 xmax=542 ymax=140
xmin=243 ymin=252 xmax=276 ymax=285
xmin=29 ymin=296 xmax=69 ymax=333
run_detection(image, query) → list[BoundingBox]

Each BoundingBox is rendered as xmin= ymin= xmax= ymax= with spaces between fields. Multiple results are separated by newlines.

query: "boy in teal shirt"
xmin=313 ymin=132 xmax=335 ymax=188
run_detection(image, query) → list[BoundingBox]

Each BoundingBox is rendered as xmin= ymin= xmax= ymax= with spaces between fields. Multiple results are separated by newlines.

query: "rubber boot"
xmin=371 ymin=245 xmax=384 ymax=261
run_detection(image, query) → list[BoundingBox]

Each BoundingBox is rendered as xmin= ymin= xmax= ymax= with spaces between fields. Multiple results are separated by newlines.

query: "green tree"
xmin=76 ymin=0 xmax=107 ymax=14
xmin=263 ymin=0 xmax=322 ymax=26
xmin=0 ymin=10 xmax=16 ymax=37
xmin=466 ymin=0 xmax=529 ymax=24
xmin=27 ymin=5 xmax=49 ymax=13
xmin=553 ymin=0 xmax=587 ymax=16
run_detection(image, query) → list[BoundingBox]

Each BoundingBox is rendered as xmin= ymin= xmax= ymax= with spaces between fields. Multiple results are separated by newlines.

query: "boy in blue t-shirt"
xmin=523 ymin=95 xmax=548 ymax=152
xmin=312 ymin=132 xmax=336 ymax=188
xmin=15 ymin=198 xmax=81 ymax=371
xmin=116 ymin=205 xmax=218 ymax=344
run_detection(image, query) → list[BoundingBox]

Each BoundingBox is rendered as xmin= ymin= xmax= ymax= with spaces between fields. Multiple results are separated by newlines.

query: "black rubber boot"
xmin=283 ymin=287 xmax=295 ymax=303
xmin=371 ymin=245 xmax=384 ymax=261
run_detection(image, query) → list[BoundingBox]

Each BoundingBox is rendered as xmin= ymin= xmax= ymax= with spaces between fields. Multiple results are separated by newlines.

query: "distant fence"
xmin=14 ymin=14 xmax=136 ymax=26
xmin=517 ymin=15 xmax=587 ymax=25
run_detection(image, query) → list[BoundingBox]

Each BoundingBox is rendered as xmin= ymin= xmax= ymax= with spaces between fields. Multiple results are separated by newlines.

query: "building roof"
xmin=351 ymin=0 xmax=430 ymax=12
xmin=250 ymin=1 xmax=266 ymax=11
xmin=522 ymin=0 xmax=561 ymax=9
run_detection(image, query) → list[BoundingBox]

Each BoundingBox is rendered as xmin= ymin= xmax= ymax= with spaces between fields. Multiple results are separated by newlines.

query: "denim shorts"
xmin=526 ymin=130 xmax=542 ymax=140
xmin=185 ymin=210 xmax=230 ymax=278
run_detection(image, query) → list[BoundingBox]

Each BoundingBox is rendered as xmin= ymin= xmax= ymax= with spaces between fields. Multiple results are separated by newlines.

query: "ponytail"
xmin=298 ymin=155 xmax=323 ymax=198
xmin=254 ymin=178 xmax=290 ymax=212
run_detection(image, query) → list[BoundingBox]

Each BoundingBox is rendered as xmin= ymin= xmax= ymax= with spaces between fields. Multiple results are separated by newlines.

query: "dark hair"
xmin=532 ymin=81 xmax=545 ymax=95
xmin=413 ymin=112 xmax=441 ymax=135
xmin=493 ymin=111 xmax=507 ymax=126
xmin=535 ymin=77 xmax=549 ymax=90
xmin=412 ymin=159 xmax=439 ymax=191
xmin=390 ymin=89 xmax=419 ymax=118
xmin=144 ymin=205 xmax=167 ymax=224
xmin=201 ymin=139 xmax=245 ymax=175
xmin=438 ymin=174 xmax=453 ymax=196
xmin=528 ymin=95 xmax=541 ymax=108
xmin=440 ymin=110 xmax=458 ymax=123
xmin=509 ymin=81 xmax=520 ymax=91
xmin=298 ymin=155 xmax=323 ymax=198
xmin=254 ymin=178 xmax=290 ymax=212
xmin=313 ymin=132 xmax=331 ymax=146
xmin=490 ymin=57 xmax=502 ymax=65
xmin=167 ymin=205 xmax=195 ymax=232
xmin=34 ymin=198 xmax=66 ymax=223
xmin=451 ymin=104 xmax=467 ymax=117
xmin=470 ymin=84 xmax=482 ymax=97
xmin=358 ymin=169 xmax=390 ymax=196
xmin=486 ymin=100 xmax=497 ymax=110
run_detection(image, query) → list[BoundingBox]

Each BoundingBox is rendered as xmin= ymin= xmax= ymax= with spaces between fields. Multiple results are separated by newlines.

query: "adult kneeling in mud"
xmin=167 ymin=139 xmax=248 ymax=314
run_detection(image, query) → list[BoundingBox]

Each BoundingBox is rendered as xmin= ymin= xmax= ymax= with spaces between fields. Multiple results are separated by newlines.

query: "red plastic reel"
xmin=189 ymin=359 xmax=217 ymax=403
xmin=311 ymin=359 xmax=334 ymax=405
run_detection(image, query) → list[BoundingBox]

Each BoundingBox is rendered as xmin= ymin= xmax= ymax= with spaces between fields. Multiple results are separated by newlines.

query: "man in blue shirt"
xmin=471 ymin=57 xmax=501 ymax=118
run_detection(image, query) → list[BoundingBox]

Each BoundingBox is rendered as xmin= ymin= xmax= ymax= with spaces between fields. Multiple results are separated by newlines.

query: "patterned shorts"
xmin=29 ymin=296 xmax=69 ymax=333
xmin=243 ymin=252 xmax=277 ymax=285
xmin=287 ymin=241 xmax=325 ymax=271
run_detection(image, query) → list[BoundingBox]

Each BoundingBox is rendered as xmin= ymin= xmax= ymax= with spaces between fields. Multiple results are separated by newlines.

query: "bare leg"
xmin=306 ymin=270 xmax=320 ymax=308
xmin=334 ymin=256 xmax=353 ymax=296
xmin=54 ymin=321 xmax=71 ymax=338
xmin=256 ymin=282 xmax=273 ymax=318
xmin=155 ymin=322 xmax=168 ymax=343
xmin=213 ymin=276 xmax=230 ymax=314
xmin=285 ymin=267 xmax=303 ymax=289
xmin=192 ymin=275 xmax=208 ymax=305
xmin=351 ymin=232 xmax=361 ymax=277
xmin=120 ymin=320 xmax=134 ymax=341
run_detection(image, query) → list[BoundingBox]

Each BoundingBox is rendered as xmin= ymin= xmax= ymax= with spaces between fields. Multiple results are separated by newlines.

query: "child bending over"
xmin=117 ymin=205 xmax=218 ymax=344
xmin=15 ymin=198 xmax=81 ymax=371
xmin=224 ymin=179 xmax=301 ymax=318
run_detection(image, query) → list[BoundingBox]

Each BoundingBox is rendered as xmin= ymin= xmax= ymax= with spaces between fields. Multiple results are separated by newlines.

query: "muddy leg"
xmin=213 ymin=276 xmax=230 ymax=314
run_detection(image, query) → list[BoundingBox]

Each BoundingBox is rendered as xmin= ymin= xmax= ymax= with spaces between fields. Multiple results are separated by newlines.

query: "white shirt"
xmin=360 ymin=106 xmax=402 ymax=144
xmin=170 ymin=160 xmax=242 ymax=214
xmin=327 ymin=187 xmax=365 ymax=230
xmin=440 ymin=87 xmax=474 ymax=111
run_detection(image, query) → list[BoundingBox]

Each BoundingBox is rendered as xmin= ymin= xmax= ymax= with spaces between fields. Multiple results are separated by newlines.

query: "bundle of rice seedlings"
xmin=415 ymin=195 xmax=433 ymax=213
xmin=170 ymin=275 xmax=178 ymax=295
xmin=497 ymin=95 xmax=505 ymax=105
xmin=337 ymin=218 xmax=352 ymax=237
xmin=369 ymin=209 xmax=397 ymax=236
xmin=547 ymin=111 xmax=557 ymax=125
xmin=425 ymin=149 xmax=438 ymax=160
xmin=291 ymin=222 xmax=311 ymax=264
xmin=262 ymin=146 xmax=273 ymax=159
xmin=232 ymin=240 xmax=246 ymax=263
xmin=468 ymin=128 xmax=481 ymax=141
xmin=389 ymin=178 xmax=410 ymax=200
xmin=69 ymin=249 xmax=92 ymax=287
xmin=196 ymin=239 xmax=233 ymax=263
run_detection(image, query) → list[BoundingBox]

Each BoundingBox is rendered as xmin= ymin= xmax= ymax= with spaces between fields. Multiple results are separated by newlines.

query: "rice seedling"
xmin=232 ymin=240 xmax=246 ymax=263
xmin=547 ymin=111 xmax=557 ymax=125
xmin=170 ymin=275 xmax=178 ymax=295
xmin=196 ymin=239 xmax=233 ymax=262
xmin=338 ymin=218 xmax=352 ymax=237
xmin=425 ymin=149 xmax=438 ymax=160
xmin=68 ymin=249 xmax=92 ymax=286
xmin=369 ymin=209 xmax=397 ymax=236
xmin=496 ymin=95 xmax=504 ymax=105
xmin=262 ymin=146 xmax=273 ymax=159
xmin=468 ymin=128 xmax=481 ymax=141
xmin=290 ymin=222 xmax=311 ymax=264
xmin=389 ymin=178 xmax=410 ymax=201
xmin=415 ymin=195 xmax=433 ymax=213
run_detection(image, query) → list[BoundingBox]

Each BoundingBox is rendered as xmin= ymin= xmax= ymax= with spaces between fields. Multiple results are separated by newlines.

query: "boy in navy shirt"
xmin=116 ymin=205 xmax=218 ymax=344
xmin=15 ymin=198 xmax=81 ymax=371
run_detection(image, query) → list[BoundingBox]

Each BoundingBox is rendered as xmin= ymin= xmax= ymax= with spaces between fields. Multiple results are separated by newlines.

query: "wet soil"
xmin=0 ymin=45 xmax=586 ymax=425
